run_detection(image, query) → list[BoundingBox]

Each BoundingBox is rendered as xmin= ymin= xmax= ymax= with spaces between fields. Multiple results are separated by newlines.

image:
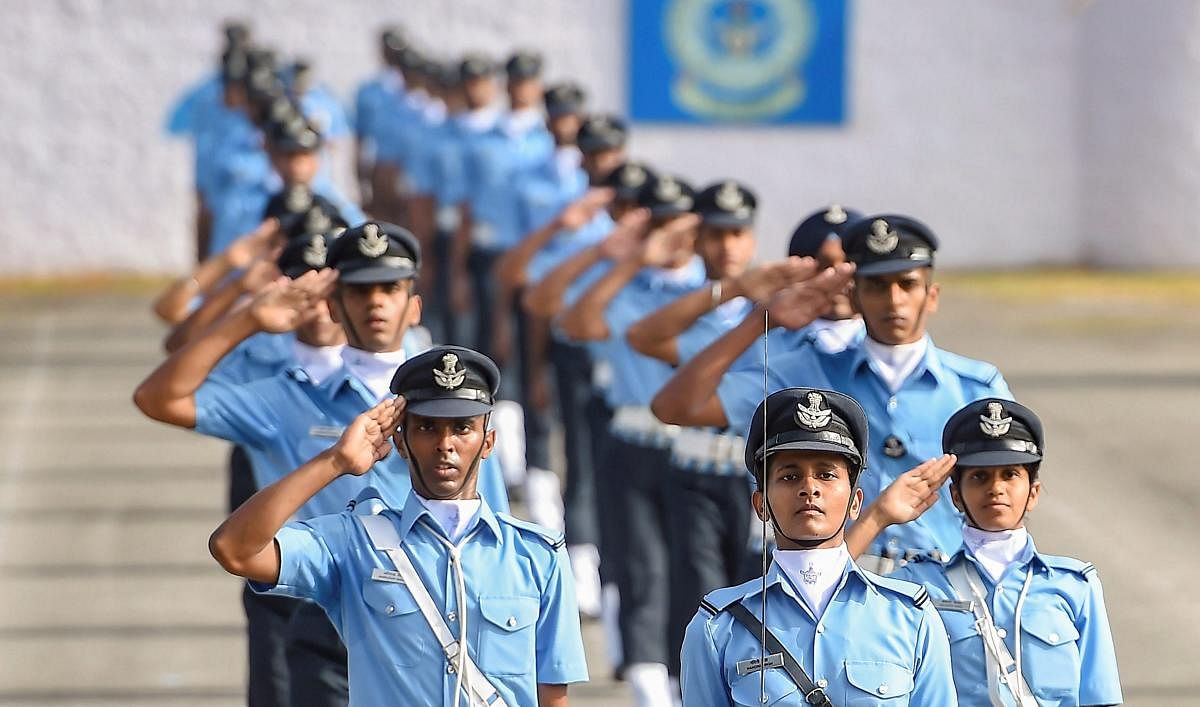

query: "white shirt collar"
xmin=963 ymin=525 xmax=1030 ymax=582
xmin=291 ymin=340 xmax=345 ymax=386
xmin=416 ymin=495 xmax=482 ymax=544
xmin=459 ymin=106 xmax=500 ymax=133
xmin=863 ymin=335 xmax=929 ymax=393
xmin=340 ymin=347 xmax=408 ymax=402
xmin=773 ymin=544 xmax=850 ymax=618
xmin=807 ymin=317 xmax=864 ymax=354
xmin=503 ymin=107 xmax=544 ymax=137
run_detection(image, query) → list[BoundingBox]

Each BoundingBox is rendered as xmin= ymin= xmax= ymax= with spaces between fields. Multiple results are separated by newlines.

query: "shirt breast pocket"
xmin=477 ymin=595 xmax=539 ymax=676
xmin=361 ymin=580 xmax=428 ymax=667
xmin=1020 ymin=609 xmax=1081 ymax=697
xmin=728 ymin=667 xmax=798 ymax=706
xmin=844 ymin=660 xmax=914 ymax=705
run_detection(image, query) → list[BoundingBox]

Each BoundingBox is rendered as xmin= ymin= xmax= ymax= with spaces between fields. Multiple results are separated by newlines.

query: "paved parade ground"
xmin=0 ymin=272 xmax=1197 ymax=705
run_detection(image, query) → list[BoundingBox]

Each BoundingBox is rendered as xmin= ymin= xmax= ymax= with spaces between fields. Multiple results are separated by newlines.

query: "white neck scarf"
xmin=554 ymin=146 xmax=582 ymax=182
xmin=962 ymin=525 xmax=1030 ymax=582
xmin=774 ymin=544 xmax=850 ymax=618
xmin=417 ymin=496 xmax=482 ymax=544
xmin=863 ymin=335 xmax=928 ymax=393
xmin=291 ymin=341 xmax=345 ymax=386
xmin=808 ymin=317 xmax=864 ymax=354
xmin=340 ymin=347 xmax=408 ymax=402
xmin=503 ymin=107 xmax=543 ymax=137
xmin=459 ymin=106 xmax=500 ymax=133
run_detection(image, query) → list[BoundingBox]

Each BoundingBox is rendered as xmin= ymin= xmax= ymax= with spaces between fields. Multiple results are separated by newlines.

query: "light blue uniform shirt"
xmin=718 ymin=337 xmax=1011 ymax=556
xmin=164 ymin=73 xmax=222 ymax=138
xmin=681 ymin=559 xmax=957 ymax=706
xmin=527 ymin=211 xmax=614 ymax=287
xmin=299 ymin=84 xmax=351 ymax=142
xmin=893 ymin=539 xmax=1122 ymax=706
xmin=255 ymin=490 xmax=589 ymax=706
xmin=597 ymin=258 xmax=709 ymax=410
xmin=461 ymin=123 xmax=555 ymax=252
xmin=353 ymin=71 xmax=404 ymax=147
xmin=194 ymin=359 xmax=509 ymax=519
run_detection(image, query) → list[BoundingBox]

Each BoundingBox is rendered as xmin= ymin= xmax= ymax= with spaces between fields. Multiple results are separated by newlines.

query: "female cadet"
xmin=884 ymin=399 xmax=1123 ymax=706
xmin=680 ymin=387 xmax=956 ymax=705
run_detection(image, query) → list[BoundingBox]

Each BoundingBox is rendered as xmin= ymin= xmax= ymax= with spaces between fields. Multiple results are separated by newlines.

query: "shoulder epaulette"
xmin=496 ymin=512 xmax=565 ymax=550
xmin=936 ymin=349 xmax=1003 ymax=384
xmin=866 ymin=572 xmax=931 ymax=609
xmin=346 ymin=486 xmax=387 ymax=516
xmin=1040 ymin=554 xmax=1097 ymax=578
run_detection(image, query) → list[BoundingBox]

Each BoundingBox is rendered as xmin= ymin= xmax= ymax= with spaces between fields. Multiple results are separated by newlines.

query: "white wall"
xmin=0 ymin=0 xmax=1189 ymax=275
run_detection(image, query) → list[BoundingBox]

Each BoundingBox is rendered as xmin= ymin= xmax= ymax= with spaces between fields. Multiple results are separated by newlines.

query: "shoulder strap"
xmin=724 ymin=602 xmax=833 ymax=707
xmin=946 ymin=563 xmax=1037 ymax=707
xmin=358 ymin=516 xmax=509 ymax=707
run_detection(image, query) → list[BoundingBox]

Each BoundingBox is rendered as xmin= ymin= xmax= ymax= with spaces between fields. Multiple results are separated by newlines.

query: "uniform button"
xmin=887 ymin=398 xmax=897 ymax=411
xmin=999 ymin=675 xmax=1008 ymax=684
xmin=447 ymin=664 xmax=456 ymax=674
xmin=447 ymin=611 xmax=457 ymax=622
xmin=816 ymin=625 xmax=825 ymax=634
xmin=997 ymin=628 xmax=1007 ymax=638
xmin=385 ymin=604 xmax=395 ymax=615
xmin=817 ymin=679 xmax=828 ymax=688
xmin=878 ymin=684 xmax=889 ymax=695
xmin=1049 ymin=632 xmax=1059 ymax=642
xmin=506 ymin=616 xmax=518 ymax=628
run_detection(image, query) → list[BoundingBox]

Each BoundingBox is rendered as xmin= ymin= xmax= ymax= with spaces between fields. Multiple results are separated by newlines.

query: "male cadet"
xmin=453 ymin=50 xmax=553 ymax=359
xmin=680 ymin=387 xmax=956 ymax=705
xmin=559 ymin=173 xmax=707 ymax=707
xmin=353 ymin=26 xmax=406 ymax=212
xmin=135 ymin=223 xmax=508 ymax=706
xmin=209 ymin=346 xmax=589 ymax=706
xmin=654 ymin=214 xmax=1012 ymax=572
xmin=260 ymin=111 xmax=365 ymax=231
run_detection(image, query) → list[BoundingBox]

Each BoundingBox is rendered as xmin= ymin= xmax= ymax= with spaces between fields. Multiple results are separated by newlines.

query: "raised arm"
xmin=209 ymin=398 xmax=403 ymax=583
xmin=496 ymin=188 xmax=615 ymax=291
xmin=133 ymin=269 xmax=337 ymax=428
xmin=844 ymin=455 xmax=956 ymax=559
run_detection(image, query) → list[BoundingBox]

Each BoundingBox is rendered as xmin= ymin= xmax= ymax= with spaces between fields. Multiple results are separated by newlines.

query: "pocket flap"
xmin=1021 ymin=610 xmax=1079 ymax=646
xmin=845 ymin=660 xmax=915 ymax=699
xmin=362 ymin=580 xmax=421 ymax=617
xmin=479 ymin=595 xmax=539 ymax=632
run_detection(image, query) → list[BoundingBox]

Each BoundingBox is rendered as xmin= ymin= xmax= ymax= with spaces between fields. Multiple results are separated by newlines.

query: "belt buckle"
xmin=805 ymin=686 xmax=828 ymax=705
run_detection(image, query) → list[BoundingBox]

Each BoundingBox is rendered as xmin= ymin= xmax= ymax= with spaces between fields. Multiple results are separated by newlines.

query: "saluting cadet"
xmin=867 ymin=399 xmax=1121 ymax=706
xmin=208 ymin=346 xmax=589 ymax=706
xmin=681 ymin=387 xmax=956 ymax=705
xmin=654 ymin=214 xmax=1012 ymax=572
xmin=559 ymin=174 xmax=706 ymax=707
xmin=135 ymin=223 xmax=509 ymax=706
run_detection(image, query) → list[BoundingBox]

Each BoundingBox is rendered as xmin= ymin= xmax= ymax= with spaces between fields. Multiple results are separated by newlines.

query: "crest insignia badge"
xmin=794 ymin=391 xmax=832 ymax=430
xmin=302 ymin=235 xmax=327 ymax=268
xmin=883 ymin=435 xmax=906 ymax=458
xmin=358 ymin=223 xmax=389 ymax=258
xmin=867 ymin=219 xmax=899 ymax=254
xmin=284 ymin=186 xmax=312 ymax=213
xmin=714 ymin=181 xmax=743 ymax=212
xmin=432 ymin=353 xmax=466 ymax=390
xmin=824 ymin=204 xmax=848 ymax=225
xmin=799 ymin=564 xmax=819 ymax=585
xmin=979 ymin=402 xmax=1012 ymax=438
xmin=304 ymin=208 xmax=332 ymax=235
xmin=655 ymin=177 xmax=681 ymax=203
xmin=622 ymin=165 xmax=647 ymax=189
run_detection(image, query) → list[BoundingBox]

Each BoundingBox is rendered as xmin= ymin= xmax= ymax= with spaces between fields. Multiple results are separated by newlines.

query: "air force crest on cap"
xmin=304 ymin=208 xmax=332 ymax=235
xmin=433 ymin=353 xmax=466 ymax=389
xmin=794 ymin=391 xmax=832 ymax=430
xmin=284 ymin=186 xmax=312 ymax=213
xmin=980 ymin=402 xmax=1012 ymax=438
xmin=621 ymin=165 xmax=647 ymax=189
xmin=302 ymin=235 xmax=327 ymax=267
xmin=824 ymin=204 xmax=848 ymax=225
xmin=655 ymin=177 xmax=682 ymax=203
xmin=358 ymin=223 xmax=389 ymax=258
xmin=714 ymin=181 xmax=744 ymax=212
xmin=867 ymin=219 xmax=899 ymax=254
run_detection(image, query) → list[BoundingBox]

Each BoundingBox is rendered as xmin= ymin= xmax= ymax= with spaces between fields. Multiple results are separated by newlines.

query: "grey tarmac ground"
xmin=0 ymin=271 xmax=1197 ymax=706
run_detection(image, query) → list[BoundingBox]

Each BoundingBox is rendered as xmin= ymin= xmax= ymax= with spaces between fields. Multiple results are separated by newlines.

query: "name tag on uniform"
xmin=370 ymin=568 xmax=407 ymax=585
xmin=735 ymin=652 xmax=783 ymax=676
xmin=932 ymin=599 xmax=975 ymax=613
xmin=309 ymin=426 xmax=343 ymax=438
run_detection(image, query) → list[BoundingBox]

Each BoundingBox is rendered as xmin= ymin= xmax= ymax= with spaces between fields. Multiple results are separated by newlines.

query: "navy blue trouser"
xmin=286 ymin=602 xmax=349 ymax=707
xmin=550 ymin=339 xmax=602 ymax=547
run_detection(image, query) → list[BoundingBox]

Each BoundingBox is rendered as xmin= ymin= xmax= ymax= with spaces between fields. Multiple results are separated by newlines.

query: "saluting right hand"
xmin=332 ymin=398 xmax=406 ymax=476
xmin=225 ymin=218 xmax=282 ymax=270
xmin=765 ymin=262 xmax=856 ymax=330
xmin=249 ymin=268 xmax=337 ymax=333
xmin=734 ymin=256 xmax=818 ymax=304
xmin=640 ymin=213 xmax=700 ymax=267
xmin=559 ymin=187 xmax=615 ymax=231
xmin=869 ymin=454 xmax=958 ymax=527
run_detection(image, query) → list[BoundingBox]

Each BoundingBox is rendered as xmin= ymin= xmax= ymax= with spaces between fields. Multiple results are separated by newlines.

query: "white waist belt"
xmin=670 ymin=428 xmax=746 ymax=475
xmin=436 ymin=205 xmax=461 ymax=232
xmin=610 ymin=406 xmax=679 ymax=448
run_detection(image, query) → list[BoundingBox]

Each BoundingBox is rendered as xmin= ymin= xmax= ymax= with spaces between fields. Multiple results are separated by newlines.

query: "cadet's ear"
xmin=751 ymin=490 xmax=768 ymax=522
xmin=925 ymin=278 xmax=941 ymax=314
xmin=479 ymin=427 xmax=497 ymax=459
xmin=1025 ymin=478 xmax=1042 ymax=514
xmin=406 ymin=293 xmax=423 ymax=326
xmin=949 ymin=474 xmax=966 ymax=513
xmin=847 ymin=487 xmax=864 ymax=522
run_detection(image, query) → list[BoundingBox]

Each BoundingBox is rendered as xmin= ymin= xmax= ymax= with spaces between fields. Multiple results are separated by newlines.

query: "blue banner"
xmin=629 ymin=0 xmax=848 ymax=124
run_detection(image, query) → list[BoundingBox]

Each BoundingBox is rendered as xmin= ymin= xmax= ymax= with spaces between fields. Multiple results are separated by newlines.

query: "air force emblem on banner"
xmin=867 ymin=219 xmax=899 ymax=254
xmin=980 ymin=402 xmax=1012 ymax=438
xmin=433 ymin=353 xmax=466 ymax=389
xmin=795 ymin=391 xmax=832 ymax=430
xmin=359 ymin=223 xmax=389 ymax=258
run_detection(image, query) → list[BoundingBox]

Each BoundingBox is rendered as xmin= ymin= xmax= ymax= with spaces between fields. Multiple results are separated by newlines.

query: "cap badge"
xmin=622 ymin=165 xmax=647 ymax=189
xmin=824 ymin=204 xmax=848 ymax=225
xmin=284 ymin=186 xmax=312 ymax=213
xmin=433 ymin=353 xmax=466 ymax=390
xmin=714 ymin=181 xmax=744 ymax=212
xmin=867 ymin=219 xmax=899 ymax=254
xmin=799 ymin=564 xmax=819 ymax=585
xmin=655 ymin=178 xmax=681 ymax=203
xmin=980 ymin=402 xmax=1012 ymax=438
xmin=358 ymin=223 xmax=389 ymax=258
xmin=304 ymin=208 xmax=332 ymax=235
xmin=883 ymin=435 xmax=906 ymax=458
xmin=302 ymin=235 xmax=327 ymax=268
xmin=794 ymin=392 xmax=832 ymax=430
